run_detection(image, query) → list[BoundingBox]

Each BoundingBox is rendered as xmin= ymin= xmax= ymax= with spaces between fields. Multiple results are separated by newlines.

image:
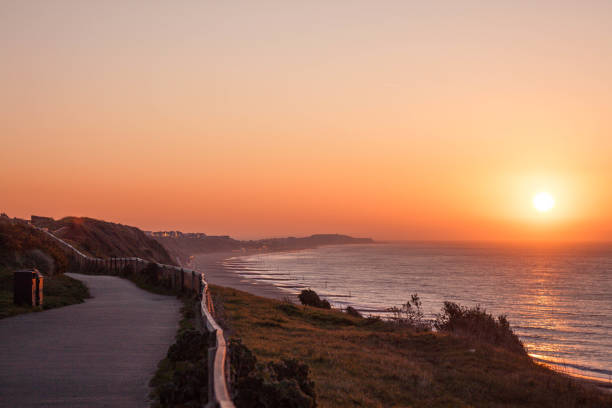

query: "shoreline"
xmin=190 ymin=244 xmax=360 ymax=300
xmin=192 ymin=249 xmax=612 ymax=392
xmin=192 ymin=251 xmax=292 ymax=301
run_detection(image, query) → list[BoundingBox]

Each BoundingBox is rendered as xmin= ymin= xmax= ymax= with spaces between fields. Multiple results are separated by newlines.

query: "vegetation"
xmin=298 ymin=289 xmax=331 ymax=309
xmin=150 ymin=297 xmax=209 ymax=407
xmin=30 ymin=215 xmax=176 ymax=265
xmin=344 ymin=306 xmax=362 ymax=318
xmin=0 ymin=217 xmax=90 ymax=319
xmin=117 ymin=263 xmax=176 ymax=296
xmin=210 ymin=285 xmax=612 ymax=408
xmin=0 ymin=217 xmax=69 ymax=274
xmin=0 ymin=266 xmax=90 ymax=319
xmin=434 ymin=301 xmax=525 ymax=355
xmin=229 ymin=338 xmax=317 ymax=408
xmin=386 ymin=293 xmax=431 ymax=332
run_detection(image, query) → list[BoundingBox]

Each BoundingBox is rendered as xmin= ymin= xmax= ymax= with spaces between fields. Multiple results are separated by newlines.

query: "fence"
xmin=36 ymin=227 xmax=235 ymax=408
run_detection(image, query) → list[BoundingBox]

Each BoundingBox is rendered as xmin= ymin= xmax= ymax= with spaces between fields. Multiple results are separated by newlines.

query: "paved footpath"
xmin=0 ymin=273 xmax=181 ymax=408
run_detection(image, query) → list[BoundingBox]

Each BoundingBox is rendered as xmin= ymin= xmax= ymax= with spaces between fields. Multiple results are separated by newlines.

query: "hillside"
xmin=212 ymin=285 xmax=612 ymax=408
xmin=0 ymin=215 xmax=69 ymax=275
xmin=30 ymin=215 xmax=177 ymax=265
xmin=0 ymin=214 xmax=90 ymax=318
xmin=152 ymin=232 xmax=373 ymax=264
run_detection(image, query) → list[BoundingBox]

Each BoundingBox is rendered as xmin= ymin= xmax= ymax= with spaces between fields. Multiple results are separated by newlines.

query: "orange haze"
xmin=1 ymin=1 xmax=611 ymax=241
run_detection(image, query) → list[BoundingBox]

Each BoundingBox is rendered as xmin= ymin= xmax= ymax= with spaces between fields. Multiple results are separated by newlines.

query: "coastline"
xmin=192 ymin=248 xmax=612 ymax=392
xmin=190 ymin=244 xmax=357 ymax=300
xmin=192 ymin=252 xmax=292 ymax=301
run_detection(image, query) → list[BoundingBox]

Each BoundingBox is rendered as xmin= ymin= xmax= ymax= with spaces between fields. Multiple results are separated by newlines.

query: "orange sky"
xmin=1 ymin=1 xmax=611 ymax=241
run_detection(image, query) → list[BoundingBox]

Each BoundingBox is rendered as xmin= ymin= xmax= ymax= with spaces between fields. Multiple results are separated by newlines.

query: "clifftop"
xmin=30 ymin=216 xmax=176 ymax=265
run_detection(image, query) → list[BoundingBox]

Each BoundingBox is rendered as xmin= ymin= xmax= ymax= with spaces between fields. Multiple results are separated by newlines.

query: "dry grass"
xmin=211 ymin=285 xmax=612 ymax=408
xmin=0 ymin=266 xmax=90 ymax=319
xmin=30 ymin=216 xmax=176 ymax=265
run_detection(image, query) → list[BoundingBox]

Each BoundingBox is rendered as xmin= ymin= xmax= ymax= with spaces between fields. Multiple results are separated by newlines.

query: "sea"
xmin=222 ymin=242 xmax=612 ymax=383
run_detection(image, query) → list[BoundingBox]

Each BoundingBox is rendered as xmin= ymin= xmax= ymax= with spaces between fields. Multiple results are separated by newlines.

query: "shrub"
xmin=167 ymin=329 xmax=208 ymax=362
xmin=345 ymin=306 xmax=362 ymax=318
xmin=434 ymin=301 xmax=525 ymax=354
xmin=136 ymin=263 xmax=163 ymax=286
xmin=154 ymin=329 xmax=209 ymax=407
xmin=298 ymin=289 xmax=331 ymax=309
xmin=229 ymin=338 xmax=317 ymax=408
xmin=229 ymin=338 xmax=257 ymax=386
xmin=157 ymin=360 xmax=207 ymax=407
xmin=386 ymin=293 xmax=431 ymax=331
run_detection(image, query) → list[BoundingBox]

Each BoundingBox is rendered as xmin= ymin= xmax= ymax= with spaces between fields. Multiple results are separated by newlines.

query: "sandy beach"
xmin=192 ymin=252 xmax=292 ymax=301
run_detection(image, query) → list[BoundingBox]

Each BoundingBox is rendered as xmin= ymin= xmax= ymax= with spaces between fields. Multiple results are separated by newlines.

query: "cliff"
xmin=30 ymin=216 xmax=176 ymax=265
xmin=152 ymin=232 xmax=374 ymax=264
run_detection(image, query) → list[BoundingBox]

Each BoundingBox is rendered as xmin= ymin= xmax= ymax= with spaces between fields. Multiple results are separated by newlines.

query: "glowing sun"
xmin=533 ymin=192 xmax=555 ymax=212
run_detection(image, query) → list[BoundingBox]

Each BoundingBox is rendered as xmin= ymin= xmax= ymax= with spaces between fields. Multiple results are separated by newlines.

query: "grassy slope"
xmin=211 ymin=285 xmax=612 ymax=408
xmin=0 ymin=266 xmax=90 ymax=319
xmin=0 ymin=218 xmax=90 ymax=318
xmin=31 ymin=216 xmax=177 ymax=265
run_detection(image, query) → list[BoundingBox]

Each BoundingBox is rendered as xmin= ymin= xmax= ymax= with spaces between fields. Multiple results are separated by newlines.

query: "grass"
xmin=30 ymin=216 xmax=177 ymax=265
xmin=210 ymin=285 xmax=612 ymax=408
xmin=149 ymin=295 xmax=209 ymax=407
xmin=0 ymin=266 xmax=90 ymax=319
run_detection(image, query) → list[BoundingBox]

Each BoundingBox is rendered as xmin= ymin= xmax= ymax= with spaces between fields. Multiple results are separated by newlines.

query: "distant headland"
xmin=147 ymin=230 xmax=374 ymax=264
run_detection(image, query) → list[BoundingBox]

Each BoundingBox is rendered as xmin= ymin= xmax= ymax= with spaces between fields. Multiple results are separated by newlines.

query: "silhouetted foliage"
xmin=345 ymin=306 xmax=362 ymax=318
xmin=434 ymin=301 xmax=525 ymax=354
xmin=230 ymin=338 xmax=317 ymax=408
xmin=229 ymin=338 xmax=257 ymax=386
xmin=116 ymin=262 xmax=176 ymax=296
xmin=154 ymin=329 xmax=209 ymax=407
xmin=298 ymin=289 xmax=331 ymax=309
xmin=167 ymin=329 xmax=208 ymax=363
xmin=386 ymin=293 xmax=431 ymax=331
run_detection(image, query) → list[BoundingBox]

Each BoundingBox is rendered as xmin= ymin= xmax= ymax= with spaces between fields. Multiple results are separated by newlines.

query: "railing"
xmin=36 ymin=227 xmax=235 ymax=408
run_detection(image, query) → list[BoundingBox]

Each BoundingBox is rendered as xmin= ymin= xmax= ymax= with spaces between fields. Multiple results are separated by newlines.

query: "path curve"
xmin=0 ymin=273 xmax=180 ymax=408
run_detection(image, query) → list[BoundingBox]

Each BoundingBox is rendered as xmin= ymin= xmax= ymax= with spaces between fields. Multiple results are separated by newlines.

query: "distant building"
xmin=148 ymin=231 xmax=208 ymax=239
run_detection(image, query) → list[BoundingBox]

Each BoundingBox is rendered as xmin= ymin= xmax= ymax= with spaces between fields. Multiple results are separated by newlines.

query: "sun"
xmin=533 ymin=192 xmax=555 ymax=212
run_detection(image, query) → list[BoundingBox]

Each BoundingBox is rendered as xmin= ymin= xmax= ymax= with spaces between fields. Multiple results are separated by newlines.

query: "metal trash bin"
xmin=14 ymin=269 xmax=44 ymax=307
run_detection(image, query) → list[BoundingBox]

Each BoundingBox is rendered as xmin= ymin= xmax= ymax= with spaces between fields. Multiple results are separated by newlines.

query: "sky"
xmin=1 ymin=1 xmax=611 ymax=241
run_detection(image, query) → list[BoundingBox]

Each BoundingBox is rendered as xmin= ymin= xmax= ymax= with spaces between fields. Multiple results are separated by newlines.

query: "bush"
xmin=153 ymin=329 xmax=209 ymax=407
xmin=157 ymin=360 xmax=208 ymax=407
xmin=434 ymin=301 xmax=525 ymax=354
xmin=167 ymin=329 xmax=208 ymax=362
xmin=386 ymin=293 xmax=431 ymax=331
xmin=135 ymin=263 xmax=163 ymax=286
xmin=345 ymin=306 xmax=362 ymax=318
xmin=119 ymin=263 xmax=176 ymax=295
xmin=298 ymin=289 xmax=331 ymax=309
xmin=229 ymin=338 xmax=317 ymax=408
